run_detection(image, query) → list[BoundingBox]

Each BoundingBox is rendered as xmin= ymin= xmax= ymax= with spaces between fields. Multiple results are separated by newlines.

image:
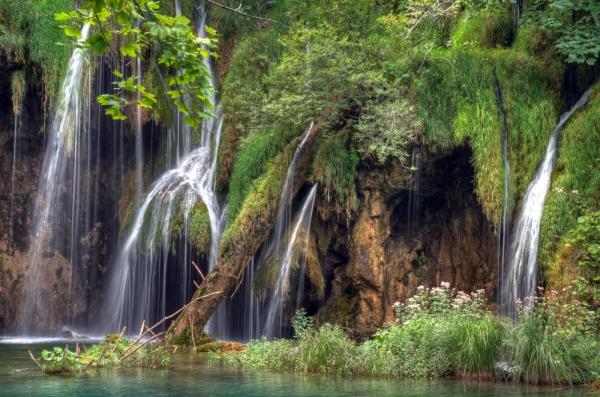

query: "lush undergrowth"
xmin=211 ymin=284 xmax=600 ymax=384
xmin=212 ymin=0 xmax=570 ymax=230
xmin=38 ymin=334 xmax=170 ymax=374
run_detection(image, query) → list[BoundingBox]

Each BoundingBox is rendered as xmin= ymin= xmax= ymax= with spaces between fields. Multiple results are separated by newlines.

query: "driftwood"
xmin=27 ymin=350 xmax=42 ymax=369
xmin=111 ymin=326 xmax=127 ymax=352
xmin=119 ymin=331 xmax=167 ymax=362
xmin=138 ymin=320 xmax=146 ymax=340
xmin=62 ymin=345 xmax=68 ymax=365
xmin=96 ymin=338 xmax=113 ymax=364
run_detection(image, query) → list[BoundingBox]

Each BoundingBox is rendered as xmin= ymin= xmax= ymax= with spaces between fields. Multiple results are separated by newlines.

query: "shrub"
xmin=502 ymin=289 xmax=600 ymax=384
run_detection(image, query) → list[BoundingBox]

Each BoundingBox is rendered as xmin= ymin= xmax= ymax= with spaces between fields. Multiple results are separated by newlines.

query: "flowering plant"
xmin=393 ymin=282 xmax=488 ymax=323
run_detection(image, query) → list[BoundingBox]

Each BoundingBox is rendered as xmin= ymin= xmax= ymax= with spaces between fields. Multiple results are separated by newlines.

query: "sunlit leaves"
xmin=120 ymin=41 xmax=140 ymax=57
xmin=523 ymin=0 xmax=600 ymax=65
xmin=55 ymin=0 xmax=217 ymax=128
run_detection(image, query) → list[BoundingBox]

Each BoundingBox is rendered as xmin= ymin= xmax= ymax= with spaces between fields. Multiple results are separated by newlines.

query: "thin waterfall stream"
xmin=19 ymin=25 xmax=92 ymax=334
xmin=407 ymin=146 xmax=422 ymax=237
xmin=502 ymin=87 xmax=592 ymax=316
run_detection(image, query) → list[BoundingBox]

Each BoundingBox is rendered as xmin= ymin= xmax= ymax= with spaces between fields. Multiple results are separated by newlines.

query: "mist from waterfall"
xmin=502 ymin=88 xmax=592 ymax=316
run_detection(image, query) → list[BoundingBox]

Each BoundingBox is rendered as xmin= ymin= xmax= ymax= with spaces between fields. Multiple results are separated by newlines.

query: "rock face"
xmin=0 ymin=81 xmax=121 ymax=332
xmin=317 ymin=147 xmax=498 ymax=339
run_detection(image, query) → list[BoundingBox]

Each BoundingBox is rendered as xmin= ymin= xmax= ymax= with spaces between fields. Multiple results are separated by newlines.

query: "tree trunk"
xmin=168 ymin=122 xmax=322 ymax=340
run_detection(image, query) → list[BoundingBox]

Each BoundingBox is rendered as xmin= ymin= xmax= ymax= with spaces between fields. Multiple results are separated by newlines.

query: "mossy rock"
xmin=452 ymin=8 xmax=512 ymax=49
xmin=188 ymin=202 xmax=211 ymax=254
xmin=172 ymin=326 xmax=216 ymax=347
xmin=196 ymin=341 xmax=246 ymax=353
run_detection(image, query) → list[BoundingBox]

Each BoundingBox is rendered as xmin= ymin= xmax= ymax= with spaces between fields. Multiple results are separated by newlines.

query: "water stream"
xmin=19 ymin=25 xmax=92 ymax=333
xmin=502 ymin=88 xmax=592 ymax=315
xmin=407 ymin=146 xmax=422 ymax=237
xmin=103 ymin=0 xmax=226 ymax=335
xmin=263 ymin=184 xmax=318 ymax=339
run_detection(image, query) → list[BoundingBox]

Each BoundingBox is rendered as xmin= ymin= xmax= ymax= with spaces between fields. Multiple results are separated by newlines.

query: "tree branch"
xmin=196 ymin=0 xmax=287 ymax=27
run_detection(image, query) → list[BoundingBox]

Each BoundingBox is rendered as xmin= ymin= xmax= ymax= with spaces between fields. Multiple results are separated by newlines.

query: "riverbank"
xmin=0 ymin=343 xmax=598 ymax=396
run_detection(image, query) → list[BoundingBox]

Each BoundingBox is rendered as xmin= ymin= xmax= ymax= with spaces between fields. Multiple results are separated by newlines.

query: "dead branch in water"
xmin=111 ymin=326 xmax=127 ymax=352
xmin=27 ymin=350 xmax=42 ymax=369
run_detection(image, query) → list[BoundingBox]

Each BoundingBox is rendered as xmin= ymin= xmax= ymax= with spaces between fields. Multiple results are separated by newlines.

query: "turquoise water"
xmin=0 ymin=343 xmax=596 ymax=396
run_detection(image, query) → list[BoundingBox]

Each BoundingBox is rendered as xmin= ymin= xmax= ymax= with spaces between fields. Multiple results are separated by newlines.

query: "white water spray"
xmin=502 ymin=88 xmax=591 ymax=315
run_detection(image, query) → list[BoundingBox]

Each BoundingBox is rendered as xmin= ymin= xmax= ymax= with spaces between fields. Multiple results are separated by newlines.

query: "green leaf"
xmin=92 ymin=0 xmax=106 ymax=14
xmin=106 ymin=107 xmax=127 ymax=120
xmin=113 ymin=69 xmax=123 ymax=78
xmin=55 ymin=12 xmax=72 ymax=21
xmin=140 ymin=97 xmax=155 ymax=109
xmin=120 ymin=41 xmax=140 ymax=57
xmin=87 ymin=33 xmax=110 ymax=54
xmin=61 ymin=26 xmax=82 ymax=39
xmin=184 ymin=115 xmax=200 ymax=129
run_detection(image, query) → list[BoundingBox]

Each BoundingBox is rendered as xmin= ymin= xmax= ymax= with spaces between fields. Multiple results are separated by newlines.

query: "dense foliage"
xmin=211 ymin=284 xmax=600 ymax=384
xmin=56 ymin=0 xmax=217 ymax=129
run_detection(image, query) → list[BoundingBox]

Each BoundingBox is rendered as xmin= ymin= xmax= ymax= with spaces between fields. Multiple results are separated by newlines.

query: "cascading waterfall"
xmin=494 ymin=77 xmax=511 ymax=307
xmin=135 ymin=55 xmax=144 ymax=199
xmin=103 ymin=0 xmax=226 ymax=334
xmin=20 ymin=25 xmax=92 ymax=333
xmin=9 ymin=103 xmax=21 ymax=254
xmin=407 ymin=146 xmax=422 ymax=236
xmin=502 ymin=88 xmax=592 ymax=316
xmin=207 ymin=124 xmax=314 ymax=340
xmin=262 ymin=184 xmax=318 ymax=340
xmin=104 ymin=146 xmax=222 ymax=331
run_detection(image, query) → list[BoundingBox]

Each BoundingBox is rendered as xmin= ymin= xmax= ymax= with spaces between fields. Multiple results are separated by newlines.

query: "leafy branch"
xmin=56 ymin=0 xmax=218 ymax=128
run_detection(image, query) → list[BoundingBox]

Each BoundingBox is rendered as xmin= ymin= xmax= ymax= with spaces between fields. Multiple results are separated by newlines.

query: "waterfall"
xmin=135 ymin=56 xmax=144 ymax=199
xmin=103 ymin=0 xmax=226 ymax=334
xmin=502 ymin=88 xmax=592 ymax=316
xmin=494 ymin=77 xmax=511 ymax=307
xmin=407 ymin=146 xmax=422 ymax=237
xmin=19 ymin=25 xmax=93 ymax=333
xmin=9 ymin=107 xmax=20 ymax=254
xmin=262 ymin=184 xmax=318 ymax=340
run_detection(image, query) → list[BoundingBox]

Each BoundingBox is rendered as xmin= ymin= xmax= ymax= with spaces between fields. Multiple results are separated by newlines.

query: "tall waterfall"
xmin=407 ymin=146 xmax=422 ymax=236
xmin=495 ymin=78 xmax=511 ymax=307
xmin=103 ymin=0 xmax=226 ymax=334
xmin=9 ymin=98 xmax=21 ymax=255
xmin=502 ymin=88 xmax=591 ymax=315
xmin=19 ymin=25 xmax=92 ymax=333
xmin=262 ymin=184 xmax=318 ymax=340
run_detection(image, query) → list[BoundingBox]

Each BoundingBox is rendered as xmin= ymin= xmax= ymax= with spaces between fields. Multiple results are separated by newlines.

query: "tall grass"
xmin=213 ymin=285 xmax=600 ymax=385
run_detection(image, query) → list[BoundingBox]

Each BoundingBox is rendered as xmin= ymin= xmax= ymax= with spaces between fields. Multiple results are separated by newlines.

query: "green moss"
xmin=189 ymin=202 xmax=212 ymax=254
xmin=414 ymin=42 xmax=562 ymax=223
xmin=0 ymin=0 xmax=72 ymax=117
xmin=452 ymin=8 xmax=512 ymax=49
xmin=226 ymin=131 xmax=281 ymax=223
xmin=310 ymin=133 xmax=359 ymax=223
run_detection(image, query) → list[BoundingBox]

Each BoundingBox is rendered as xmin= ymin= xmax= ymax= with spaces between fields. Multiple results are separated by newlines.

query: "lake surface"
xmin=0 ymin=341 xmax=597 ymax=396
